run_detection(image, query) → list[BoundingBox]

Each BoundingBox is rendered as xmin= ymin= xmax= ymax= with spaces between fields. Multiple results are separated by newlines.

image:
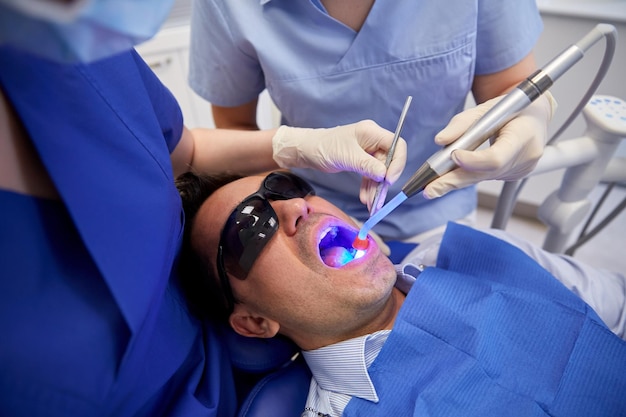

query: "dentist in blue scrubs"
xmin=189 ymin=0 xmax=556 ymax=253
xmin=0 ymin=1 xmax=406 ymax=416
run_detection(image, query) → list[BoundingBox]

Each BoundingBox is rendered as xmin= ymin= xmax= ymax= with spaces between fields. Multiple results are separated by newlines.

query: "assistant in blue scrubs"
xmin=189 ymin=0 xmax=544 ymax=241
xmin=0 ymin=46 xmax=236 ymax=417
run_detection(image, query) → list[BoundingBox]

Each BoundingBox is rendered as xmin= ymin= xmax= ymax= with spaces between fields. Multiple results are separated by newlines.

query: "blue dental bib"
xmin=344 ymin=223 xmax=626 ymax=417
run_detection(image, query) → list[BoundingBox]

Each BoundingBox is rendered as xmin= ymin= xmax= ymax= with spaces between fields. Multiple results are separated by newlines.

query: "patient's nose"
xmin=272 ymin=198 xmax=310 ymax=236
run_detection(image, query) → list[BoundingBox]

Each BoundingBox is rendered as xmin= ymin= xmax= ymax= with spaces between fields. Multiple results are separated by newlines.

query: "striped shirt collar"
xmin=301 ymin=270 xmax=419 ymax=414
xmin=302 ymin=330 xmax=389 ymax=403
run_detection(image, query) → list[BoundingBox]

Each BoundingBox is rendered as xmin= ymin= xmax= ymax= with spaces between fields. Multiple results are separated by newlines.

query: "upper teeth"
xmin=318 ymin=226 xmax=335 ymax=244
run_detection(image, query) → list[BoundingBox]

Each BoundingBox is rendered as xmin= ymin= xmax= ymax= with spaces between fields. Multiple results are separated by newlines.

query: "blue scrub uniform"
xmin=189 ymin=0 xmax=543 ymax=240
xmin=0 ymin=47 xmax=236 ymax=417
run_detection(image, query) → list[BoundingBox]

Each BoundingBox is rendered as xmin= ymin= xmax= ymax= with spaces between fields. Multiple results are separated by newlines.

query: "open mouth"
xmin=318 ymin=226 xmax=366 ymax=268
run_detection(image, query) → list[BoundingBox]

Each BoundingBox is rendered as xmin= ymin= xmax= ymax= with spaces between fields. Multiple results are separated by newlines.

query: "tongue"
xmin=321 ymin=246 xmax=353 ymax=267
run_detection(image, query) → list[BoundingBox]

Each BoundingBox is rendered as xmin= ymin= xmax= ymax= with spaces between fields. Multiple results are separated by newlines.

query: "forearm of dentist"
xmin=169 ymin=120 xmax=407 ymax=192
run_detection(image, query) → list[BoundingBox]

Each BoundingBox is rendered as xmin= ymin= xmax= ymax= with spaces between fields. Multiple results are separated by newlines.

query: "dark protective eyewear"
xmin=216 ymin=171 xmax=315 ymax=311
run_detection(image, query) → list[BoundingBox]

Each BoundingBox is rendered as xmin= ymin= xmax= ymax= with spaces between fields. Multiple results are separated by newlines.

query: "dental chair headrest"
xmin=224 ymin=329 xmax=299 ymax=373
xmin=237 ymin=354 xmax=311 ymax=417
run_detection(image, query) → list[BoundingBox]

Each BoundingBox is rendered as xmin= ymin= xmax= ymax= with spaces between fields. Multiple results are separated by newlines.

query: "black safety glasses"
xmin=216 ymin=171 xmax=315 ymax=311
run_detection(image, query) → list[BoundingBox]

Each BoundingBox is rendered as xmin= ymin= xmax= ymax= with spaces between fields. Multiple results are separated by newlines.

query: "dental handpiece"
xmin=402 ymin=23 xmax=616 ymax=199
xmin=354 ymin=24 xmax=616 ymax=244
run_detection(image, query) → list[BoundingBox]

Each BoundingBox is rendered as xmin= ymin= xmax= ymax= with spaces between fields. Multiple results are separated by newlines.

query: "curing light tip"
xmin=352 ymin=236 xmax=369 ymax=250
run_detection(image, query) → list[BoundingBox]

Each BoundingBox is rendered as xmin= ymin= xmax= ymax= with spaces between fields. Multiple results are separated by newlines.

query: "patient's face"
xmin=191 ymin=173 xmax=398 ymax=344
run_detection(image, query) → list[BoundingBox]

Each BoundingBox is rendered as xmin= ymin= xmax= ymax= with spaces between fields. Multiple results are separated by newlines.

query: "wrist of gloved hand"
xmin=424 ymin=91 xmax=557 ymax=199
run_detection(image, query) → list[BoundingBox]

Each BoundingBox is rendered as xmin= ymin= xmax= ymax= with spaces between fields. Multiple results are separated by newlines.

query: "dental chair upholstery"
xmin=225 ymin=329 xmax=311 ymax=417
xmin=236 ymin=355 xmax=311 ymax=417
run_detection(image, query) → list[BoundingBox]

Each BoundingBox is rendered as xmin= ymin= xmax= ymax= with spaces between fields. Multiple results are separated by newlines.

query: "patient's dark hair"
xmin=175 ymin=171 xmax=244 ymax=322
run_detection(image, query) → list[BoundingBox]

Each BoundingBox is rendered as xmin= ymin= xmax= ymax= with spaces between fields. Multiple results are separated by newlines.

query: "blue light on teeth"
xmin=336 ymin=251 xmax=354 ymax=266
xmin=333 ymin=248 xmax=366 ymax=267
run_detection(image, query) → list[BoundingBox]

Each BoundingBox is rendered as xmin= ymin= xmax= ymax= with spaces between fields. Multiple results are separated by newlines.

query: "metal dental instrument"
xmin=354 ymin=23 xmax=617 ymax=243
xmin=369 ymin=95 xmax=412 ymax=216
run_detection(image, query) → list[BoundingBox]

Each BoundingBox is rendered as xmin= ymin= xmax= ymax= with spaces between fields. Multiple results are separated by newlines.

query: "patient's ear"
xmin=229 ymin=306 xmax=280 ymax=338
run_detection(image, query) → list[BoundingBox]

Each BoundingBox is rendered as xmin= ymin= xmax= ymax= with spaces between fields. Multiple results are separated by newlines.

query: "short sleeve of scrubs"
xmin=189 ymin=0 xmax=265 ymax=106
xmin=475 ymin=0 xmax=543 ymax=74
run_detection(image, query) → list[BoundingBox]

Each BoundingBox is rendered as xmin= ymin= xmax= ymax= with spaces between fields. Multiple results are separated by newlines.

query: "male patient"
xmin=176 ymin=170 xmax=626 ymax=417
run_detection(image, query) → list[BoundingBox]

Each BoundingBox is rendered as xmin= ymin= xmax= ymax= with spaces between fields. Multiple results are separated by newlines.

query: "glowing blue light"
xmin=336 ymin=248 xmax=367 ymax=267
xmin=318 ymin=225 xmax=370 ymax=267
xmin=335 ymin=251 xmax=355 ymax=267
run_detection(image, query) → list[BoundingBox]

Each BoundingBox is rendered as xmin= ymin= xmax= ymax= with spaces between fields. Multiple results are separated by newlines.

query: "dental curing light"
xmin=320 ymin=226 xmax=367 ymax=266
xmin=354 ymin=23 xmax=617 ymax=243
xmin=352 ymin=235 xmax=369 ymax=250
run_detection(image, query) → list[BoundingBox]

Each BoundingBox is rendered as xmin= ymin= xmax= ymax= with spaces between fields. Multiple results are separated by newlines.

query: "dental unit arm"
xmin=355 ymin=23 xmax=619 ymax=243
xmin=527 ymin=94 xmax=625 ymax=253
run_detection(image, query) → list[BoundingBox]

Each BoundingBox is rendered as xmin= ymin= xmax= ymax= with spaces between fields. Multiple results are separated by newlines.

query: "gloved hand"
xmin=424 ymin=91 xmax=557 ymax=199
xmin=272 ymin=120 xmax=407 ymax=207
